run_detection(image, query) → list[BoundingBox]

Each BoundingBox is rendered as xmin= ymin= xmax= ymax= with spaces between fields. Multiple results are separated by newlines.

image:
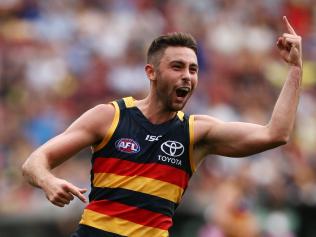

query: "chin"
xmin=175 ymin=96 xmax=192 ymax=111
xmin=171 ymin=106 xmax=183 ymax=112
xmin=171 ymin=101 xmax=186 ymax=111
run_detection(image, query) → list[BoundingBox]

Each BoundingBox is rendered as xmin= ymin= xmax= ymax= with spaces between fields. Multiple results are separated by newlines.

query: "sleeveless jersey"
xmin=79 ymin=97 xmax=196 ymax=237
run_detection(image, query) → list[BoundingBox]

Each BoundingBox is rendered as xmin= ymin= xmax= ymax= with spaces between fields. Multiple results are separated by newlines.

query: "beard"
xmin=155 ymin=71 xmax=191 ymax=112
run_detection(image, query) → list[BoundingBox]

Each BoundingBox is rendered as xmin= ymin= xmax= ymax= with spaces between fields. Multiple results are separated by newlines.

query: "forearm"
xmin=22 ymin=151 xmax=55 ymax=189
xmin=22 ymin=131 xmax=90 ymax=188
xmin=267 ymin=65 xmax=302 ymax=141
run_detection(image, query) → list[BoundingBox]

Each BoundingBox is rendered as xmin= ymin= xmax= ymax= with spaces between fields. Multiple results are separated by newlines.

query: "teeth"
xmin=176 ymin=87 xmax=191 ymax=97
xmin=180 ymin=87 xmax=190 ymax=92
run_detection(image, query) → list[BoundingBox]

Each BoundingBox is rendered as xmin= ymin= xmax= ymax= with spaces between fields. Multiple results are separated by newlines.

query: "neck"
xmin=134 ymin=93 xmax=177 ymax=125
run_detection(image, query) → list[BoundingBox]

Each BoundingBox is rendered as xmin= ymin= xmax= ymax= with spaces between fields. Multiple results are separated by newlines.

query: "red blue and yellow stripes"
xmin=93 ymin=157 xmax=189 ymax=189
xmin=84 ymin=200 xmax=172 ymax=229
xmin=93 ymin=157 xmax=189 ymax=203
xmin=80 ymin=156 xmax=189 ymax=236
xmin=80 ymin=206 xmax=169 ymax=237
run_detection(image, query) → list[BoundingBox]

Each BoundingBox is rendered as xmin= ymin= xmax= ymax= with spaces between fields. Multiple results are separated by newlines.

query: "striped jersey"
xmin=79 ymin=97 xmax=196 ymax=237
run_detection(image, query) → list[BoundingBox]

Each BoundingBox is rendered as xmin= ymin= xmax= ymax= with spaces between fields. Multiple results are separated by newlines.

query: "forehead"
xmin=161 ymin=47 xmax=198 ymax=65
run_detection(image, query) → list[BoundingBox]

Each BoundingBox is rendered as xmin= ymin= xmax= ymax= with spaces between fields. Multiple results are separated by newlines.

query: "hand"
xmin=42 ymin=176 xmax=87 ymax=207
xmin=277 ymin=16 xmax=302 ymax=68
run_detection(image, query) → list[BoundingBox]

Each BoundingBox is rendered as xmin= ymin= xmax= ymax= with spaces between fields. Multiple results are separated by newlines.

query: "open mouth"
xmin=175 ymin=87 xmax=190 ymax=98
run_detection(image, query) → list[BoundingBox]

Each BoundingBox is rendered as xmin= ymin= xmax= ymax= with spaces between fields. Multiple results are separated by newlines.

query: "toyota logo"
xmin=161 ymin=141 xmax=184 ymax=157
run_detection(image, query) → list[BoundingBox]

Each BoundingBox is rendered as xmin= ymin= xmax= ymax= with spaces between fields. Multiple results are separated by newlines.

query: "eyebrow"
xmin=170 ymin=60 xmax=199 ymax=69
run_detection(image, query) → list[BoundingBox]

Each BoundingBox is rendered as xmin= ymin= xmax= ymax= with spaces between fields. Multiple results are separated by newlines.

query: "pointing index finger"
xmin=66 ymin=184 xmax=87 ymax=203
xmin=283 ymin=16 xmax=297 ymax=36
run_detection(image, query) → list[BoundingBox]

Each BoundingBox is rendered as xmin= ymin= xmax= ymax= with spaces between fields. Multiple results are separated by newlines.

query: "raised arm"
xmin=22 ymin=104 xmax=115 ymax=207
xmin=193 ymin=16 xmax=302 ymax=166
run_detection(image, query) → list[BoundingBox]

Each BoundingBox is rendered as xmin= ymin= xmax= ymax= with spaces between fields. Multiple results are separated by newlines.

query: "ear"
xmin=145 ymin=64 xmax=156 ymax=82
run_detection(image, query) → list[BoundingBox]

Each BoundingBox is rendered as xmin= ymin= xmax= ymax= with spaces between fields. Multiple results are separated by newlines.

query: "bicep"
xmin=194 ymin=115 xmax=279 ymax=158
xmin=31 ymin=104 xmax=115 ymax=168
xmin=34 ymin=129 xmax=95 ymax=168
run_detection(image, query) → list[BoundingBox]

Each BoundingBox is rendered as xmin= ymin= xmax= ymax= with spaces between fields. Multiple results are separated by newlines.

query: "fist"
xmin=277 ymin=16 xmax=302 ymax=68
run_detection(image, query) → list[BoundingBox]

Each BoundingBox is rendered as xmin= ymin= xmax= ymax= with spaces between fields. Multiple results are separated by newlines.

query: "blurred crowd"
xmin=1 ymin=0 xmax=316 ymax=236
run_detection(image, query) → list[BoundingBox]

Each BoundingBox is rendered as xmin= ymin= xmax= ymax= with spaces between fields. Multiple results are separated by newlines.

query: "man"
xmin=22 ymin=16 xmax=302 ymax=237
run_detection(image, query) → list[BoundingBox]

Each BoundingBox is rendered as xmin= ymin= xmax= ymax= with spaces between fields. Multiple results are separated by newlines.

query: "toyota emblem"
xmin=161 ymin=141 xmax=184 ymax=157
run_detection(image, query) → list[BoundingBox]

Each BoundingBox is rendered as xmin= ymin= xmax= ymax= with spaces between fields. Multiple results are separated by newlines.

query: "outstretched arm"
xmin=193 ymin=16 xmax=302 ymax=165
xmin=22 ymin=104 xmax=115 ymax=207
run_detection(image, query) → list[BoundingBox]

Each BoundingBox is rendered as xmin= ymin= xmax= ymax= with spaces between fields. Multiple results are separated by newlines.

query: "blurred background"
xmin=0 ymin=0 xmax=316 ymax=236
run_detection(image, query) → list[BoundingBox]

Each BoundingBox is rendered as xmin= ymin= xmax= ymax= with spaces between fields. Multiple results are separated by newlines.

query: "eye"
xmin=189 ymin=67 xmax=198 ymax=74
xmin=172 ymin=64 xmax=182 ymax=70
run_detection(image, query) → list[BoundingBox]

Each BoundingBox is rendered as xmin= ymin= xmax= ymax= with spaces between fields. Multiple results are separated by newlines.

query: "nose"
xmin=181 ymin=68 xmax=191 ymax=82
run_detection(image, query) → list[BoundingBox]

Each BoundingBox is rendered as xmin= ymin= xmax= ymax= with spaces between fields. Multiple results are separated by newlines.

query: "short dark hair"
xmin=147 ymin=32 xmax=197 ymax=66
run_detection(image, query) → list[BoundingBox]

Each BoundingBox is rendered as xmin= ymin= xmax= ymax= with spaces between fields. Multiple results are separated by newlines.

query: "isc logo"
xmin=145 ymin=135 xmax=162 ymax=142
xmin=115 ymin=138 xmax=140 ymax=154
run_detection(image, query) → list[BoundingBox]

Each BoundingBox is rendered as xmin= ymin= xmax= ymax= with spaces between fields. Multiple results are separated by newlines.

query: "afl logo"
xmin=115 ymin=138 xmax=140 ymax=154
xmin=161 ymin=140 xmax=184 ymax=157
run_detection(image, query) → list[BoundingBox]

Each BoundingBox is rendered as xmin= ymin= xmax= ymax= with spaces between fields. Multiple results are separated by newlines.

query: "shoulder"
xmin=192 ymin=114 xmax=223 ymax=144
xmin=81 ymin=103 xmax=116 ymax=124
xmin=85 ymin=103 xmax=116 ymax=132
xmin=90 ymin=103 xmax=116 ymax=116
xmin=66 ymin=103 xmax=116 ymax=141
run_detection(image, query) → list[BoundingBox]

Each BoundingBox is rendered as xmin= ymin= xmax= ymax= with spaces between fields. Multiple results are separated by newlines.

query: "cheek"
xmin=191 ymin=77 xmax=198 ymax=90
xmin=157 ymin=73 xmax=174 ymax=91
xmin=157 ymin=79 xmax=172 ymax=94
